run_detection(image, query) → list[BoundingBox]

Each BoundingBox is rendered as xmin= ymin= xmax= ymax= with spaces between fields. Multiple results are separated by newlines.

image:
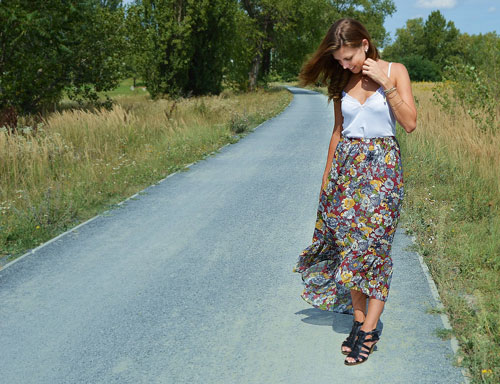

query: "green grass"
xmin=99 ymin=78 xmax=148 ymax=97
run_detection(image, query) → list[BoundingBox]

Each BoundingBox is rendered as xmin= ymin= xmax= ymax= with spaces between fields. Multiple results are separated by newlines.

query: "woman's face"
xmin=332 ymin=40 xmax=369 ymax=73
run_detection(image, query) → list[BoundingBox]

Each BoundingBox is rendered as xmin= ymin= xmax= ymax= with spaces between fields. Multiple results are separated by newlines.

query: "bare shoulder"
xmin=390 ymin=62 xmax=411 ymax=81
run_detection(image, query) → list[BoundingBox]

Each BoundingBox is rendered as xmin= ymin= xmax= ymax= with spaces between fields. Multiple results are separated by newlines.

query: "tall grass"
xmin=397 ymin=82 xmax=500 ymax=383
xmin=0 ymin=88 xmax=292 ymax=266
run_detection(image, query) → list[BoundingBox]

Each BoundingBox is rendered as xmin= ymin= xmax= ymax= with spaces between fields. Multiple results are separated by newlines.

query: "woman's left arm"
xmin=383 ymin=63 xmax=417 ymax=133
xmin=363 ymin=60 xmax=417 ymax=133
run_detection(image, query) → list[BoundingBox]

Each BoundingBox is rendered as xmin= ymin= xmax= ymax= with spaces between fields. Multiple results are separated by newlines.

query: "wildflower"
xmin=36 ymin=225 xmax=40 ymax=230
xmin=481 ymin=369 xmax=492 ymax=374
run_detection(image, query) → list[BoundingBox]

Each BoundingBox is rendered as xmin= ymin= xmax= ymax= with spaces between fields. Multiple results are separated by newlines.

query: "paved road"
xmin=0 ymin=87 xmax=465 ymax=383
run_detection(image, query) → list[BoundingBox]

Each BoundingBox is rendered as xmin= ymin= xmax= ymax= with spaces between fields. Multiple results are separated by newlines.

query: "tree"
xmin=0 ymin=0 xmax=127 ymax=115
xmin=129 ymin=0 xmax=237 ymax=98
xmin=382 ymin=10 xmax=460 ymax=80
xmin=423 ymin=10 xmax=460 ymax=68
xmin=382 ymin=18 xmax=426 ymax=61
xmin=186 ymin=0 xmax=238 ymax=95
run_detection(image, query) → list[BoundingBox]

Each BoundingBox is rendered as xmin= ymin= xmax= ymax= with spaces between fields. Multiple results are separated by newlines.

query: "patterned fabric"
xmin=293 ymin=136 xmax=404 ymax=314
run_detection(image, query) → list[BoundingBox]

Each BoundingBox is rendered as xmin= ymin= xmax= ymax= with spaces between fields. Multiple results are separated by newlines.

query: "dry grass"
xmin=0 ymin=88 xmax=292 ymax=265
xmin=397 ymin=82 xmax=500 ymax=383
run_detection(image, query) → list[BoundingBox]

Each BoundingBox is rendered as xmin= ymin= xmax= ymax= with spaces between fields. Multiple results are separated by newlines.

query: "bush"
xmin=401 ymin=55 xmax=441 ymax=82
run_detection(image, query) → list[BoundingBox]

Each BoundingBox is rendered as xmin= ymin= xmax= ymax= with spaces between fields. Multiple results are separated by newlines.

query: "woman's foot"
xmin=341 ymin=320 xmax=364 ymax=355
xmin=344 ymin=328 xmax=380 ymax=366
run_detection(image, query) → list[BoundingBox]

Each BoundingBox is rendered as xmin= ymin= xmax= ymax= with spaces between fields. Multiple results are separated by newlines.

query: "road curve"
xmin=0 ymin=87 xmax=465 ymax=383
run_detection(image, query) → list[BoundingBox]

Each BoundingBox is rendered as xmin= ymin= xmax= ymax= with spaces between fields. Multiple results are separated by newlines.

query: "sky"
xmin=384 ymin=0 xmax=499 ymax=41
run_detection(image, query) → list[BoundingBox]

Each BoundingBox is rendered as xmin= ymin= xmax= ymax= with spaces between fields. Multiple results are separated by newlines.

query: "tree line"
xmin=1 ymin=1 xmax=498 ymax=122
xmin=0 ymin=0 xmax=395 ymax=119
xmin=382 ymin=9 xmax=500 ymax=83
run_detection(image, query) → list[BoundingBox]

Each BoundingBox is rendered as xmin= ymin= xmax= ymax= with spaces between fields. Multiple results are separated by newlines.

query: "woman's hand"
xmin=362 ymin=59 xmax=390 ymax=87
xmin=322 ymin=171 xmax=329 ymax=190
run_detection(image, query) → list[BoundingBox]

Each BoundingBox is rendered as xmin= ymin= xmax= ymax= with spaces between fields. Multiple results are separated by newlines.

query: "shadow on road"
xmin=295 ymin=308 xmax=384 ymax=337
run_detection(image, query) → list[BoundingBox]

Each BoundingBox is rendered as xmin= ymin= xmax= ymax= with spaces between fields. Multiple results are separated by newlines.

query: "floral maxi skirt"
xmin=293 ymin=136 xmax=404 ymax=314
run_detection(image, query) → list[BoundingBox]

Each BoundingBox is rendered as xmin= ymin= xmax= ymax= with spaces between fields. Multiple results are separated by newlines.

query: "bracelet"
xmin=383 ymin=86 xmax=397 ymax=95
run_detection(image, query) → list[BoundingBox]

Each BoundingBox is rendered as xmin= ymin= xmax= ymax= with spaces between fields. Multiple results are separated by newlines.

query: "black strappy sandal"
xmin=344 ymin=329 xmax=380 ymax=366
xmin=341 ymin=320 xmax=363 ymax=355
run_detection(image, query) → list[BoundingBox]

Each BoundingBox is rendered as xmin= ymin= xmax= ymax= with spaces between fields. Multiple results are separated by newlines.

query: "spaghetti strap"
xmin=388 ymin=62 xmax=392 ymax=77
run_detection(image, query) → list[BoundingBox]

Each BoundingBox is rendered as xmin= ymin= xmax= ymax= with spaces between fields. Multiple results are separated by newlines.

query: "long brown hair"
xmin=299 ymin=18 xmax=379 ymax=102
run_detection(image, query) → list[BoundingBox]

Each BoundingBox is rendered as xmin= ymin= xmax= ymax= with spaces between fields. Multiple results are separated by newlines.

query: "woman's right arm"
xmin=322 ymin=100 xmax=343 ymax=189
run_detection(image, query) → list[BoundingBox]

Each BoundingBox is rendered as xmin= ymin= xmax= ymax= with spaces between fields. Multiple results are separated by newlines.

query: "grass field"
xmin=0 ymin=83 xmax=292 ymax=267
xmin=396 ymin=82 xmax=499 ymax=384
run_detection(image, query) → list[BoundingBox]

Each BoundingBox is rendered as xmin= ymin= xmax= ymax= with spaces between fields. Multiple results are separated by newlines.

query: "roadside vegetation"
xmin=0 ymin=85 xmax=292 ymax=266
xmin=398 ymin=83 xmax=499 ymax=384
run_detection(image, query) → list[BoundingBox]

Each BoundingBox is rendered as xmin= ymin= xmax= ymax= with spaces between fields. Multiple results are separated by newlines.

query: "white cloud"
xmin=488 ymin=6 xmax=496 ymax=13
xmin=416 ymin=0 xmax=457 ymax=8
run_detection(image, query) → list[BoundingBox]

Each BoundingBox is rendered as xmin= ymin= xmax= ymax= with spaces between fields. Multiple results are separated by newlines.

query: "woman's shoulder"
xmin=386 ymin=61 xmax=410 ymax=75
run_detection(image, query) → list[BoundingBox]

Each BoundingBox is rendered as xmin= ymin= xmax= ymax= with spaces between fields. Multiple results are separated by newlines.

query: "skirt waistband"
xmin=341 ymin=135 xmax=395 ymax=141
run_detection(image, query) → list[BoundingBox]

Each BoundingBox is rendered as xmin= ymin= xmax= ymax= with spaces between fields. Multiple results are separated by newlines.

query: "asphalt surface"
xmin=0 ymin=87 xmax=465 ymax=383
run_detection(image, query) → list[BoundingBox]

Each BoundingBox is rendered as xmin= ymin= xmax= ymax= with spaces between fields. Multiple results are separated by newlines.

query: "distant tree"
xmin=123 ymin=3 xmax=150 ymax=87
xmin=382 ymin=10 xmax=460 ymax=80
xmin=399 ymin=55 xmax=440 ymax=82
xmin=100 ymin=0 xmax=123 ymax=10
xmin=422 ymin=10 xmax=460 ymax=68
xmin=186 ymin=0 xmax=238 ymax=95
xmin=124 ymin=0 xmax=395 ymax=94
xmin=456 ymin=32 xmax=500 ymax=85
xmin=382 ymin=18 xmax=426 ymax=61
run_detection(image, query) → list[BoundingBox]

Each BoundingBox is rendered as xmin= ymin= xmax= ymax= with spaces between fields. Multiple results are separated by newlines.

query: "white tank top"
xmin=341 ymin=62 xmax=396 ymax=138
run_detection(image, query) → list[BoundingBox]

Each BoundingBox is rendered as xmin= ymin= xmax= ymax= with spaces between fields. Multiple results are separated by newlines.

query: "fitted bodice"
xmin=341 ymin=62 xmax=396 ymax=138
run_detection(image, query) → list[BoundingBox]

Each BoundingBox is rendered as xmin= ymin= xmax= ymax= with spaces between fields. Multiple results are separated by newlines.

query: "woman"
xmin=293 ymin=18 xmax=417 ymax=366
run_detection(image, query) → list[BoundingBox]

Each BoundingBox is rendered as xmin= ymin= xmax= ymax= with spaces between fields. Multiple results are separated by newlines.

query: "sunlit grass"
xmin=0 ymin=86 xmax=292 ymax=266
xmin=397 ymin=82 xmax=499 ymax=384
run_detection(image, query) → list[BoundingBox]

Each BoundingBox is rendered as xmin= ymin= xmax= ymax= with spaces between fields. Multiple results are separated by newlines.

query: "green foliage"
xmin=433 ymin=63 xmax=498 ymax=132
xmin=399 ymin=55 xmax=441 ymax=82
xmin=382 ymin=18 xmax=426 ymax=61
xmin=129 ymin=0 xmax=237 ymax=98
xmin=432 ymin=31 xmax=499 ymax=133
xmin=187 ymin=0 xmax=238 ymax=95
xmin=422 ymin=10 xmax=460 ymax=68
xmin=0 ymin=0 xmax=132 ymax=114
xmin=0 ymin=0 xmax=127 ymax=114
xmin=382 ymin=10 xmax=460 ymax=80
xmin=239 ymin=0 xmax=395 ymax=89
xmin=0 ymin=0 xmax=399 ymax=108
xmin=457 ymin=32 xmax=500 ymax=88
xmin=223 ymin=10 xmax=261 ymax=90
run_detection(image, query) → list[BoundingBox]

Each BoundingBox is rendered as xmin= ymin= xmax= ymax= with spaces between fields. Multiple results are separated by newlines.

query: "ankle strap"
xmin=358 ymin=329 xmax=380 ymax=342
